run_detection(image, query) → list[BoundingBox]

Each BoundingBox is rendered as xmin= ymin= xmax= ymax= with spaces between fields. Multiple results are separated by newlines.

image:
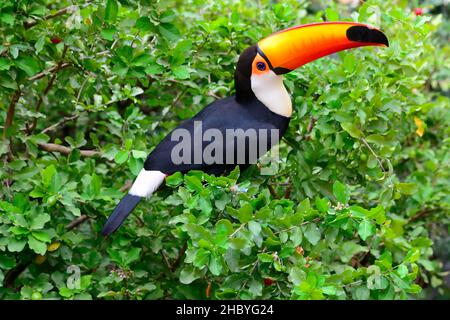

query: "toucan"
xmin=101 ymin=22 xmax=388 ymax=236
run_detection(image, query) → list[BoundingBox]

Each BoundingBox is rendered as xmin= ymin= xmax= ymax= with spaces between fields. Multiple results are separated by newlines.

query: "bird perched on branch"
xmin=102 ymin=22 xmax=388 ymax=236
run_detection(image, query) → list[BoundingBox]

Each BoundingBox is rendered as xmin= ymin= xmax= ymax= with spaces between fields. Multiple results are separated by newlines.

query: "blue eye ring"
xmin=256 ymin=61 xmax=266 ymax=71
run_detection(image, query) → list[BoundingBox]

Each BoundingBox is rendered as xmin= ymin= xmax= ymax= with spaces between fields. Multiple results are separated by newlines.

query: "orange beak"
xmin=257 ymin=22 xmax=389 ymax=74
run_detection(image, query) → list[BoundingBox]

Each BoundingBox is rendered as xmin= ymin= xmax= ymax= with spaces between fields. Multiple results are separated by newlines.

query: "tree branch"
xmin=170 ymin=241 xmax=188 ymax=271
xmin=23 ymin=3 xmax=93 ymax=29
xmin=302 ymin=116 xmax=317 ymax=141
xmin=119 ymin=180 xmax=133 ymax=192
xmin=41 ymin=114 xmax=80 ymax=134
xmin=28 ymin=63 xmax=71 ymax=81
xmin=361 ymin=138 xmax=386 ymax=175
xmin=3 ymin=261 xmax=28 ymax=289
xmin=408 ymin=208 xmax=440 ymax=223
xmin=284 ymin=180 xmax=292 ymax=199
xmin=2 ymin=89 xmax=21 ymax=140
xmin=27 ymin=45 xmax=69 ymax=135
xmin=66 ymin=215 xmax=89 ymax=231
xmin=267 ymin=184 xmax=279 ymax=199
xmin=38 ymin=143 xmax=100 ymax=157
xmin=2 ymin=89 xmax=21 ymax=161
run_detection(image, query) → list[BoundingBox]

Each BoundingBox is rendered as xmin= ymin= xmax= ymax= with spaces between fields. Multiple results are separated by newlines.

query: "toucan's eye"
xmin=256 ymin=61 xmax=266 ymax=71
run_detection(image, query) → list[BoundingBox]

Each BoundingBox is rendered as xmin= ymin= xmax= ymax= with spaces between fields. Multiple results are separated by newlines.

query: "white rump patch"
xmin=251 ymin=70 xmax=292 ymax=118
xmin=128 ymin=170 xmax=166 ymax=198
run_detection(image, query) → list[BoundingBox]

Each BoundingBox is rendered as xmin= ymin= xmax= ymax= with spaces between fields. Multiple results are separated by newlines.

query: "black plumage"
xmin=144 ymin=96 xmax=290 ymax=175
xmin=102 ymin=194 xmax=141 ymax=235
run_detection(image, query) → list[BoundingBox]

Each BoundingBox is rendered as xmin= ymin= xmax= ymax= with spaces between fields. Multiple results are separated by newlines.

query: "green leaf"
xmin=248 ymin=221 xmax=261 ymax=237
xmin=179 ymin=265 xmax=202 ymax=284
xmin=358 ymin=220 xmax=375 ymax=241
xmin=114 ymin=150 xmax=129 ymax=164
xmin=404 ymin=248 xmax=420 ymax=263
xmin=184 ymin=175 xmax=203 ymax=193
xmin=333 ymin=181 xmax=349 ymax=204
xmin=290 ymin=226 xmax=303 ymax=246
xmin=15 ymin=56 xmax=40 ymax=76
xmin=340 ymin=122 xmax=362 ymax=138
xmin=124 ymin=247 xmax=141 ymax=265
xmin=160 ymin=10 xmax=176 ymax=23
xmin=128 ymin=157 xmax=143 ymax=176
xmin=105 ymin=0 xmax=119 ymax=22
xmin=354 ymin=286 xmax=370 ymax=300
xmin=101 ymin=27 xmax=116 ymax=41
xmin=0 ymin=255 xmax=16 ymax=269
xmin=325 ymin=8 xmax=339 ymax=21
xmin=28 ymin=235 xmax=47 ymax=255
xmin=0 ymin=11 xmax=15 ymax=25
xmin=339 ymin=242 xmax=368 ymax=263
xmin=395 ymin=183 xmax=418 ymax=196
xmin=135 ymin=17 xmax=153 ymax=32
xmin=145 ymin=64 xmax=164 ymax=75
xmin=315 ymin=197 xmax=329 ymax=213
xmin=343 ymin=54 xmax=356 ymax=73
xmin=0 ymin=57 xmax=10 ymax=71
xmin=166 ymin=172 xmax=183 ymax=187
xmin=131 ymin=150 xmax=147 ymax=159
xmin=31 ymin=230 xmax=51 ymax=243
xmin=91 ymin=173 xmax=101 ymax=197
xmin=349 ymin=205 xmax=369 ymax=218
xmin=172 ymin=65 xmax=190 ymax=79
xmin=397 ymin=264 xmax=408 ymax=278
xmin=303 ymin=223 xmax=321 ymax=245
xmin=30 ymin=214 xmax=50 ymax=230
xmin=7 ymin=238 xmax=27 ymax=252
xmin=159 ymin=23 xmax=180 ymax=41
xmin=257 ymin=253 xmax=274 ymax=263
xmin=208 ymin=253 xmax=223 ymax=276
xmin=237 ymin=203 xmax=253 ymax=223
xmin=41 ymin=165 xmax=57 ymax=187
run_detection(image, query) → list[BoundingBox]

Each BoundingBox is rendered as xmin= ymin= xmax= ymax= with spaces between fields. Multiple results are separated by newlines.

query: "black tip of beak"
xmin=346 ymin=25 xmax=389 ymax=47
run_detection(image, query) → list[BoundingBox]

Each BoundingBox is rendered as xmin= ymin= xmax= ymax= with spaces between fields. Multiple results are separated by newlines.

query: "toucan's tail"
xmin=101 ymin=169 xmax=166 ymax=236
xmin=101 ymin=194 xmax=141 ymax=236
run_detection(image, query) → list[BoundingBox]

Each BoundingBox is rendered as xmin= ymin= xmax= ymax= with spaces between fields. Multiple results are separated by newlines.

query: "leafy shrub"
xmin=0 ymin=0 xmax=448 ymax=300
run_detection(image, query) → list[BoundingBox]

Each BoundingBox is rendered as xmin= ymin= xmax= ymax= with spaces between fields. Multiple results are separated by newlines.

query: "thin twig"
xmin=160 ymin=250 xmax=172 ymax=271
xmin=2 ymin=89 xmax=21 ymax=140
xmin=239 ymin=247 xmax=267 ymax=293
xmin=408 ymin=208 xmax=440 ymax=223
xmin=76 ymin=77 xmax=90 ymax=102
xmin=229 ymin=223 xmax=246 ymax=238
xmin=23 ymin=2 xmax=93 ymax=29
xmin=361 ymin=138 xmax=386 ymax=174
xmin=274 ymin=217 xmax=321 ymax=235
xmin=171 ymin=241 xmax=188 ymax=271
xmin=66 ymin=215 xmax=89 ymax=231
xmin=41 ymin=114 xmax=80 ymax=134
xmin=267 ymin=183 xmax=279 ymax=199
xmin=302 ymin=116 xmax=317 ymax=141
xmin=119 ymin=180 xmax=133 ymax=192
xmin=2 ymin=89 xmax=21 ymax=161
xmin=284 ymin=180 xmax=292 ymax=199
xmin=27 ymin=45 xmax=69 ymax=134
xmin=28 ymin=63 xmax=70 ymax=81
xmin=38 ymin=143 xmax=100 ymax=157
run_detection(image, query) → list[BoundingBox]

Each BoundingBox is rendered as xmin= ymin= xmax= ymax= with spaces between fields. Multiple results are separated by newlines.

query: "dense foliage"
xmin=0 ymin=0 xmax=448 ymax=300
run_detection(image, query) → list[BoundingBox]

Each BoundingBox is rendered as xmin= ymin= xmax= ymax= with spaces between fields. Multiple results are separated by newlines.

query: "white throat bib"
xmin=250 ymin=71 xmax=292 ymax=117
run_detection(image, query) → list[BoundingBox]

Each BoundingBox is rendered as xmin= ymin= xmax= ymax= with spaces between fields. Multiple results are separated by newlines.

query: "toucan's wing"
xmin=143 ymin=96 xmax=288 ymax=175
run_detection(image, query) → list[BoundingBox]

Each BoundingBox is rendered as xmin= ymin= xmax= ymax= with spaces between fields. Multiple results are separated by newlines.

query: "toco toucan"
xmin=101 ymin=22 xmax=388 ymax=236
